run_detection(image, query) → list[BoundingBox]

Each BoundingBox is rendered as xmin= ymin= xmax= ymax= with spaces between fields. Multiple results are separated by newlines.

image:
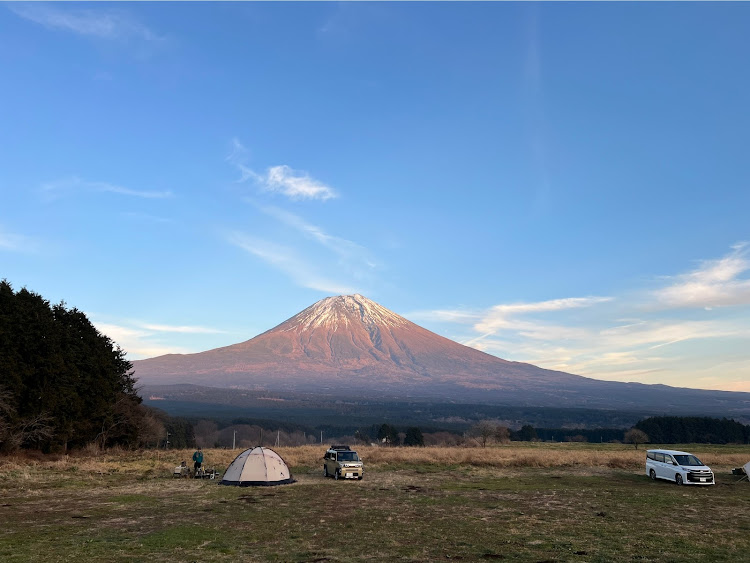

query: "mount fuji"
xmin=133 ymin=294 xmax=750 ymax=413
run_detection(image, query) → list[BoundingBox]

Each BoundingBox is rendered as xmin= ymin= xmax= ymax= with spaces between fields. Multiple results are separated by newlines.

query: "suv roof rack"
xmin=330 ymin=444 xmax=351 ymax=451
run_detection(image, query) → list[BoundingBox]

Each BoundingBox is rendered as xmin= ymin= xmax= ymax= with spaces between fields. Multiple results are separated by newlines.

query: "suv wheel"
xmin=334 ymin=469 xmax=340 ymax=480
xmin=324 ymin=465 xmax=328 ymax=478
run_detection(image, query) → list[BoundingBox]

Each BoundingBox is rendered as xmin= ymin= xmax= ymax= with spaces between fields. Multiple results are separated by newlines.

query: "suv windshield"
xmin=338 ymin=452 xmax=359 ymax=462
xmin=673 ymin=454 xmax=703 ymax=466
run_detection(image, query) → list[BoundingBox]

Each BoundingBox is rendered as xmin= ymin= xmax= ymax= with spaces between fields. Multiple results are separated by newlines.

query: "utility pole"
xmin=165 ymin=432 xmax=170 ymax=450
xmin=320 ymin=430 xmax=323 ymax=444
xmin=232 ymin=430 xmax=236 ymax=450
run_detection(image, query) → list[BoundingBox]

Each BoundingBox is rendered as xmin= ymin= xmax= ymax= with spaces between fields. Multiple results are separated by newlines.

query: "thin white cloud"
xmin=599 ymin=319 xmax=743 ymax=350
xmin=227 ymin=138 xmax=337 ymax=201
xmin=0 ymin=228 xmax=40 ymax=253
xmin=260 ymin=165 xmax=337 ymax=201
xmin=653 ymin=242 xmax=750 ymax=309
xmin=41 ymin=177 xmax=173 ymax=201
xmin=141 ymin=324 xmax=227 ymax=335
xmin=407 ymin=308 xmax=482 ymax=324
xmin=227 ymin=231 xmax=357 ymax=294
xmin=92 ymin=319 xmax=230 ymax=360
xmin=8 ymin=3 xmax=162 ymax=42
xmin=92 ymin=322 xmax=190 ymax=359
xmin=258 ymin=206 xmax=373 ymax=267
xmin=226 ymin=138 xmax=249 ymax=166
xmin=225 ymin=138 xmax=258 ymax=183
xmin=475 ymin=296 xmax=612 ymax=334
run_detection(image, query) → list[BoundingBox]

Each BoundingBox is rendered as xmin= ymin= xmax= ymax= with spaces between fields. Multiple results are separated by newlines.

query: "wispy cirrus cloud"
xmin=92 ymin=323 xmax=182 ymax=359
xmin=227 ymin=232 xmax=357 ymax=294
xmin=652 ymin=242 xmax=750 ymax=309
xmin=403 ymin=308 xmax=482 ymax=325
xmin=93 ymin=319 xmax=228 ymax=360
xmin=7 ymin=3 xmax=162 ymax=42
xmin=41 ymin=177 xmax=173 ymax=201
xmin=411 ymin=244 xmax=750 ymax=391
xmin=141 ymin=323 xmax=226 ymax=335
xmin=474 ymin=296 xmax=613 ymax=334
xmin=227 ymin=138 xmax=337 ymax=201
xmin=258 ymin=205 xmax=375 ymax=268
xmin=0 ymin=227 xmax=41 ymax=253
xmin=261 ymin=165 xmax=337 ymax=201
xmin=461 ymin=314 xmax=750 ymax=390
xmin=225 ymin=140 xmax=371 ymax=293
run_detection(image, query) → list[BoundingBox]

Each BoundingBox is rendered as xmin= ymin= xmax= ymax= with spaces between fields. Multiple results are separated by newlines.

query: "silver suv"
xmin=323 ymin=445 xmax=364 ymax=480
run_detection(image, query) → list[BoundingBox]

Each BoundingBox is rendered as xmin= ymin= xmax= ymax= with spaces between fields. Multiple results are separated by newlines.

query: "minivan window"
xmin=655 ymin=453 xmax=665 ymax=462
xmin=673 ymin=454 xmax=703 ymax=466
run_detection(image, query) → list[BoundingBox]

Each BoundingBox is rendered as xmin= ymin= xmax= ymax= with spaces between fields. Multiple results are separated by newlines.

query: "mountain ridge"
xmin=132 ymin=294 xmax=750 ymax=413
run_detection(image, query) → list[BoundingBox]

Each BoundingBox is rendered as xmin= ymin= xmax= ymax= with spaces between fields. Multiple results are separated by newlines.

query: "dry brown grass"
xmin=0 ymin=443 xmax=746 ymax=476
xmin=1 ymin=443 xmax=748 ymax=561
xmin=283 ymin=444 xmax=749 ymax=471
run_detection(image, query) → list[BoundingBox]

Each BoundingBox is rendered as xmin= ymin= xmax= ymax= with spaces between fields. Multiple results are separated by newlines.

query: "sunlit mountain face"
xmin=133 ymin=294 xmax=750 ymax=413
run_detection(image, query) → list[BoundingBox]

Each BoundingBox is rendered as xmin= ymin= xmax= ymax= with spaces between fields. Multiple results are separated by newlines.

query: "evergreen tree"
xmin=404 ymin=427 xmax=424 ymax=447
xmin=376 ymin=423 xmax=400 ymax=446
xmin=0 ymin=280 xmax=144 ymax=451
xmin=513 ymin=425 xmax=538 ymax=442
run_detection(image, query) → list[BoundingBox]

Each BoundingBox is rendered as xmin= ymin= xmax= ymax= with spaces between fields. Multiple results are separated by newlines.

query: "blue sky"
xmin=2 ymin=2 xmax=749 ymax=392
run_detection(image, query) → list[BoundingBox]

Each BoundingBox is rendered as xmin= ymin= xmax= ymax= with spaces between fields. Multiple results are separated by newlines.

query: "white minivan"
xmin=645 ymin=449 xmax=714 ymax=485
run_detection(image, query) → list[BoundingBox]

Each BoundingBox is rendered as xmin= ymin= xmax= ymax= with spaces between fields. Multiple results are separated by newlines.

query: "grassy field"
xmin=0 ymin=443 xmax=748 ymax=562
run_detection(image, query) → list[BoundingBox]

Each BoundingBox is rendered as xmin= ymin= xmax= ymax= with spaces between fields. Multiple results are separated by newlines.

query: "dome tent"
xmin=220 ymin=446 xmax=295 ymax=487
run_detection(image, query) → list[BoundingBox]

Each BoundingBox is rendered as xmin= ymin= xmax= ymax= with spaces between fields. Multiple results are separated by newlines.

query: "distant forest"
xmin=634 ymin=416 xmax=750 ymax=445
xmin=182 ymin=415 xmax=750 ymax=450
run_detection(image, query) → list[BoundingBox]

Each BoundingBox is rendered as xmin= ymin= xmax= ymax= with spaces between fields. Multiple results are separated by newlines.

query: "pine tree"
xmin=0 ymin=280 xmax=144 ymax=451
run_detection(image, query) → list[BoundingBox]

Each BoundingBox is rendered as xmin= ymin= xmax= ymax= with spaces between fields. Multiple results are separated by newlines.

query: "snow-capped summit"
xmin=280 ymin=294 xmax=409 ymax=332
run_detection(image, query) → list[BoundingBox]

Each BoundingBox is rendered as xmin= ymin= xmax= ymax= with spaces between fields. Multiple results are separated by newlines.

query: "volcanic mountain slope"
xmin=133 ymin=294 xmax=750 ymax=411
xmin=134 ymin=294 xmax=576 ymax=394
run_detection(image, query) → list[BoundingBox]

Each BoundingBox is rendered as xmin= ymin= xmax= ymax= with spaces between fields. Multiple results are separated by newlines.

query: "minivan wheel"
xmin=675 ymin=474 xmax=684 ymax=486
xmin=650 ymin=469 xmax=656 ymax=481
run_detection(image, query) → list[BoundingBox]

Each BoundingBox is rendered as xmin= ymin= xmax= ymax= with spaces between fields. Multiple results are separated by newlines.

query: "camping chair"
xmin=173 ymin=462 xmax=190 ymax=478
xmin=734 ymin=462 xmax=750 ymax=483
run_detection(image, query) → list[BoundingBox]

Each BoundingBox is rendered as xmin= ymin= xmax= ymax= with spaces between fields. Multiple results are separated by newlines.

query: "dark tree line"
xmin=512 ymin=417 xmax=750 ymax=444
xmin=161 ymin=416 xmax=196 ymax=449
xmin=635 ymin=416 xmax=750 ymax=445
xmin=366 ymin=424 xmax=424 ymax=446
xmin=532 ymin=427 xmax=625 ymax=443
xmin=0 ymin=281 xmax=160 ymax=452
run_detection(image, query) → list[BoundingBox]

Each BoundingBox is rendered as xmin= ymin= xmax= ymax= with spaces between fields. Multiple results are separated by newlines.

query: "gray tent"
xmin=220 ymin=446 xmax=295 ymax=487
